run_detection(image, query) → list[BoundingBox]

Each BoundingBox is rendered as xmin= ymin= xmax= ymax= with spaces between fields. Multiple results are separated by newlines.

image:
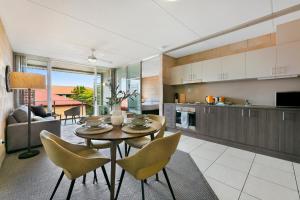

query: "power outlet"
xmin=0 ymin=139 xmax=4 ymax=144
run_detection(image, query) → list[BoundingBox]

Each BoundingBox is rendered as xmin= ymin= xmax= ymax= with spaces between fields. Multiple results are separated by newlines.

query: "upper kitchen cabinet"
xmin=246 ymin=47 xmax=276 ymax=79
xmin=202 ymin=57 xmax=222 ymax=82
xmin=191 ymin=61 xmax=203 ymax=82
xmin=276 ymin=40 xmax=300 ymax=77
xmin=181 ymin=62 xmax=203 ymax=84
xmin=221 ymin=53 xmax=246 ymax=80
xmin=277 ymin=19 xmax=300 ymax=45
xmin=169 ymin=65 xmax=184 ymax=85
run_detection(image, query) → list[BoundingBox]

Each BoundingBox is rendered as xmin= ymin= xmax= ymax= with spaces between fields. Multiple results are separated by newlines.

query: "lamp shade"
xmin=9 ymin=72 xmax=46 ymax=89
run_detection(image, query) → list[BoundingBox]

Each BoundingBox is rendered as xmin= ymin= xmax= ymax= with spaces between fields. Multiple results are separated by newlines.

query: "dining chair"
xmin=64 ymin=106 xmax=80 ymax=125
xmin=125 ymin=115 xmax=166 ymax=156
xmin=115 ymin=132 xmax=181 ymax=200
xmin=40 ymin=130 xmax=111 ymax=200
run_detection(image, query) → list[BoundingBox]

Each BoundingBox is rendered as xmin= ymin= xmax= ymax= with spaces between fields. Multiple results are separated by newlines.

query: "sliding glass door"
xmin=127 ymin=63 xmax=141 ymax=114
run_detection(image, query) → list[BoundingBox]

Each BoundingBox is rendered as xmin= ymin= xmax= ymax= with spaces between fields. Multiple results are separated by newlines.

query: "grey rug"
xmin=0 ymin=124 xmax=218 ymax=200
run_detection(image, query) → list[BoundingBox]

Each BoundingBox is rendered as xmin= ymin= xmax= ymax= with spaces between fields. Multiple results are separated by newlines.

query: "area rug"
xmin=0 ymin=124 xmax=218 ymax=200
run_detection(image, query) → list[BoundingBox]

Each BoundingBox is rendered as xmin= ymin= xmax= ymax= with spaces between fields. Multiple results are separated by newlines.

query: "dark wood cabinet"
xmin=279 ymin=110 xmax=300 ymax=156
xmin=163 ymin=103 xmax=176 ymax=129
xmin=196 ymin=106 xmax=208 ymax=135
xmin=228 ymin=107 xmax=244 ymax=143
xmin=164 ymin=103 xmax=300 ymax=161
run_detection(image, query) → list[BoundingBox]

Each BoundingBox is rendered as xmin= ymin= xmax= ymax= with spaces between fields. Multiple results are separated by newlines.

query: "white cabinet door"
xmin=277 ymin=41 xmax=300 ymax=76
xmin=246 ymin=47 xmax=276 ymax=78
xmin=202 ymin=58 xmax=222 ymax=82
xmin=191 ymin=61 xmax=203 ymax=82
xmin=169 ymin=66 xmax=183 ymax=85
xmin=221 ymin=53 xmax=246 ymax=80
xmin=181 ymin=64 xmax=193 ymax=82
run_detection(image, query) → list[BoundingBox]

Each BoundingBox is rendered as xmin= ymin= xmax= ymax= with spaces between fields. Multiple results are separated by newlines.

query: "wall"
xmin=0 ymin=19 xmax=14 ymax=167
xmin=142 ymin=76 xmax=160 ymax=100
xmin=174 ymin=78 xmax=300 ymax=106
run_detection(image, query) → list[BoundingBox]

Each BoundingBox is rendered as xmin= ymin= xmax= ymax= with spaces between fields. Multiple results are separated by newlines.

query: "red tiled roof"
xmin=34 ymin=89 xmax=82 ymax=106
xmin=51 ymin=86 xmax=93 ymax=95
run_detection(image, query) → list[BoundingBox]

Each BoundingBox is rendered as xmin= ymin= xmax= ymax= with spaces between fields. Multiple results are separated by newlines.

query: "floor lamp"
xmin=9 ymin=72 xmax=46 ymax=159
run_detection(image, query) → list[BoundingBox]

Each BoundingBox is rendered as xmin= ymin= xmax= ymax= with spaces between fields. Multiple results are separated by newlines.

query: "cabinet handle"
xmin=241 ymin=109 xmax=244 ymax=117
xmin=248 ymin=109 xmax=251 ymax=118
xmin=203 ymin=107 xmax=206 ymax=113
xmin=282 ymin=112 xmax=285 ymax=121
xmin=209 ymin=107 xmax=211 ymax=113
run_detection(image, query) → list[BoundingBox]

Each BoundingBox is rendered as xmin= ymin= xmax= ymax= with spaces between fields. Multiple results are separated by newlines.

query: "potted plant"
xmin=106 ymin=84 xmax=138 ymax=125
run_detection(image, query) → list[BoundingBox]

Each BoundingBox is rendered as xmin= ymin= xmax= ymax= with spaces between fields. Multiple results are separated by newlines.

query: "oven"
xmin=175 ymin=106 xmax=196 ymax=131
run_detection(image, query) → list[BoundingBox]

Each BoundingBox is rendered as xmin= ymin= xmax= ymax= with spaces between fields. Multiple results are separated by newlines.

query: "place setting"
xmin=75 ymin=116 xmax=113 ymax=135
xmin=122 ymin=115 xmax=161 ymax=134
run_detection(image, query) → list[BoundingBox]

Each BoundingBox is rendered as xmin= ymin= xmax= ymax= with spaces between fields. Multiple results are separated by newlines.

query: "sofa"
xmin=5 ymin=105 xmax=61 ymax=153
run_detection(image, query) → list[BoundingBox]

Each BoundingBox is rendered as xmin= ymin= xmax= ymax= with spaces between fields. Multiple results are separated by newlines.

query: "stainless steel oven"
xmin=175 ymin=106 xmax=196 ymax=131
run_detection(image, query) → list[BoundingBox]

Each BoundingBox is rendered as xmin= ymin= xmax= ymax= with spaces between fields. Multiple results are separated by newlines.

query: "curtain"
xmin=13 ymin=54 xmax=27 ymax=107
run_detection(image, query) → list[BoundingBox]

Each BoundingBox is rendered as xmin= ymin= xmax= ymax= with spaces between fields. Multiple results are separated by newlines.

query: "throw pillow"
xmin=31 ymin=106 xmax=47 ymax=117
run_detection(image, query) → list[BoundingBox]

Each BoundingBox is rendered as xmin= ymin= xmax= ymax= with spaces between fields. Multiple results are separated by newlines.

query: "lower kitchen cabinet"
xmin=228 ymin=107 xmax=245 ymax=143
xmin=244 ymin=109 xmax=267 ymax=147
xmin=196 ymin=106 xmax=208 ymax=135
xmin=279 ymin=110 xmax=300 ymax=156
xmin=264 ymin=110 xmax=280 ymax=151
xmin=164 ymin=103 xmax=176 ymax=129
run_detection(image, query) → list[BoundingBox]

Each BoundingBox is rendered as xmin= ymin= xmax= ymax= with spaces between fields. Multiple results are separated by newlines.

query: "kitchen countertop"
xmin=165 ymin=102 xmax=300 ymax=110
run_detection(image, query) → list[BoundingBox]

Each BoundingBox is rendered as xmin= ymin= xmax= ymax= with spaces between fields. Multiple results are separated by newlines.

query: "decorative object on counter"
xmin=205 ymin=96 xmax=215 ymax=105
xmin=179 ymin=93 xmax=186 ymax=103
xmin=106 ymin=84 xmax=138 ymax=126
xmin=245 ymin=99 xmax=251 ymax=106
xmin=174 ymin=93 xmax=179 ymax=103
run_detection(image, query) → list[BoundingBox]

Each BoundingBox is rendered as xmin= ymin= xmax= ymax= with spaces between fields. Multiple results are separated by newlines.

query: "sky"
xmin=26 ymin=68 xmax=95 ymax=88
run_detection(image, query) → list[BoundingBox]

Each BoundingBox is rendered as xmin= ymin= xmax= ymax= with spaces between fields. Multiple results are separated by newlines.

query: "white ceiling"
xmin=0 ymin=0 xmax=300 ymax=68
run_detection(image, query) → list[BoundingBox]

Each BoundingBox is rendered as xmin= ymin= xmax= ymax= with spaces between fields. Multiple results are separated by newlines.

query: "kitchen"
xmin=163 ymin=19 xmax=300 ymax=162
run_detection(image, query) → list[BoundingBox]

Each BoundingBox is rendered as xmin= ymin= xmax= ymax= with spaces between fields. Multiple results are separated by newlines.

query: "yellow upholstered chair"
xmin=115 ymin=132 xmax=181 ymax=200
xmin=125 ymin=115 xmax=166 ymax=155
xmin=40 ymin=130 xmax=111 ymax=200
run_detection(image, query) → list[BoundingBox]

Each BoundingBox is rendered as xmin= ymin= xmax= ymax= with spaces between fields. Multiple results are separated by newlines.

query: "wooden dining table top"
xmin=74 ymin=120 xmax=162 ymax=141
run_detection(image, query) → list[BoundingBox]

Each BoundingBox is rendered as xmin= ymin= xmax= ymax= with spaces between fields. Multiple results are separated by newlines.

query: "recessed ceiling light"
xmin=166 ymin=0 xmax=177 ymax=2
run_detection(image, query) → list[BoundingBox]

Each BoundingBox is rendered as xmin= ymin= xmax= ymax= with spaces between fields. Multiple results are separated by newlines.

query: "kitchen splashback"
xmin=173 ymin=77 xmax=300 ymax=106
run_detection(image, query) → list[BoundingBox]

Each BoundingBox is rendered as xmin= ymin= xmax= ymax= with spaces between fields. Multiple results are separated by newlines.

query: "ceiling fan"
xmin=87 ymin=48 xmax=112 ymax=64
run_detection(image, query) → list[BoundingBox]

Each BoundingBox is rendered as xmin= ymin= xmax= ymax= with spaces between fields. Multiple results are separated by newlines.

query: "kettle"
xmin=205 ymin=96 xmax=215 ymax=104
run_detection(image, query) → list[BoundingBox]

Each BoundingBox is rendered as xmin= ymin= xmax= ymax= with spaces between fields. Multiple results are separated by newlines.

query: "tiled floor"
xmin=168 ymin=132 xmax=300 ymax=200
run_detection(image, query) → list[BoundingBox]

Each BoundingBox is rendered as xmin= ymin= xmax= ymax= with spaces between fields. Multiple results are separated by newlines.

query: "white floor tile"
xmin=295 ymin=175 xmax=300 ymax=193
xmin=205 ymin=163 xmax=248 ymax=190
xmin=201 ymin=141 xmax=228 ymax=152
xmin=216 ymin=153 xmax=253 ymax=173
xmin=177 ymin=137 xmax=204 ymax=153
xmin=190 ymin=145 xmax=225 ymax=161
xmin=254 ymin=154 xmax=293 ymax=173
xmin=239 ymin=193 xmax=260 ymax=200
xmin=243 ymin=175 xmax=299 ymax=200
xmin=190 ymin=154 xmax=214 ymax=172
xmin=250 ymin=162 xmax=297 ymax=191
xmin=205 ymin=176 xmax=240 ymax=200
xmin=224 ymin=147 xmax=255 ymax=162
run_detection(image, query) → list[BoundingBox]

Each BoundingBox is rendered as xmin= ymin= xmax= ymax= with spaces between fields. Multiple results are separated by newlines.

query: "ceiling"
xmin=0 ymin=0 xmax=300 ymax=68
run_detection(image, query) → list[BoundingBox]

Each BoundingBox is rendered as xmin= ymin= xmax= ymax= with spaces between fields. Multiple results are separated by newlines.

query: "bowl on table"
xmin=86 ymin=116 xmax=105 ymax=127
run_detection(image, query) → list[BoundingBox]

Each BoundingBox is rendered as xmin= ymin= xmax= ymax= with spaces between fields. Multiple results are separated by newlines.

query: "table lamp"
xmin=9 ymin=72 xmax=46 ymax=159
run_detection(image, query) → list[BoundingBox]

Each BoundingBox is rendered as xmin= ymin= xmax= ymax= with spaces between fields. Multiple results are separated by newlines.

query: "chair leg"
xmin=115 ymin=169 xmax=125 ymax=200
xmin=117 ymin=145 xmax=123 ymax=158
xmin=162 ymin=168 xmax=176 ymax=200
xmin=126 ymin=146 xmax=131 ymax=156
xmin=101 ymin=166 xmax=111 ymax=190
xmin=66 ymin=179 xmax=76 ymax=200
xmin=124 ymin=143 xmax=127 ymax=157
xmin=141 ymin=180 xmax=145 ymax=200
xmin=156 ymin=173 xmax=159 ymax=181
xmin=50 ymin=171 xmax=64 ymax=200
xmin=93 ymin=170 xmax=98 ymax=184
xmin=144 ymin=179 xmax=148 ymax=184
xmin=82 ymin=174 xmax=86 ymax=184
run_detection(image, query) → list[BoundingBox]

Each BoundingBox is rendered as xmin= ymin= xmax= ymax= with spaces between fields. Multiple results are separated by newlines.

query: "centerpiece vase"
xmin=111 ymin=104 xmax=124 ymax=126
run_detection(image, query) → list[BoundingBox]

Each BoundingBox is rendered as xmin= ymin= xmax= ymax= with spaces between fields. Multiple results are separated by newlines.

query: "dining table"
xmin=74 ymin=120 xmax=162 ymax=200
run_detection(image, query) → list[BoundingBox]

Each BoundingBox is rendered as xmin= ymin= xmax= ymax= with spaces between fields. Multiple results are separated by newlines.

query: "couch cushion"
xmin=7 ymin=114 xmax=18 ymax=124
xmin=12 ymin=106 xmax=34 ymax=122
xmin=31 ymin=106 xmax=47 ymax=117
